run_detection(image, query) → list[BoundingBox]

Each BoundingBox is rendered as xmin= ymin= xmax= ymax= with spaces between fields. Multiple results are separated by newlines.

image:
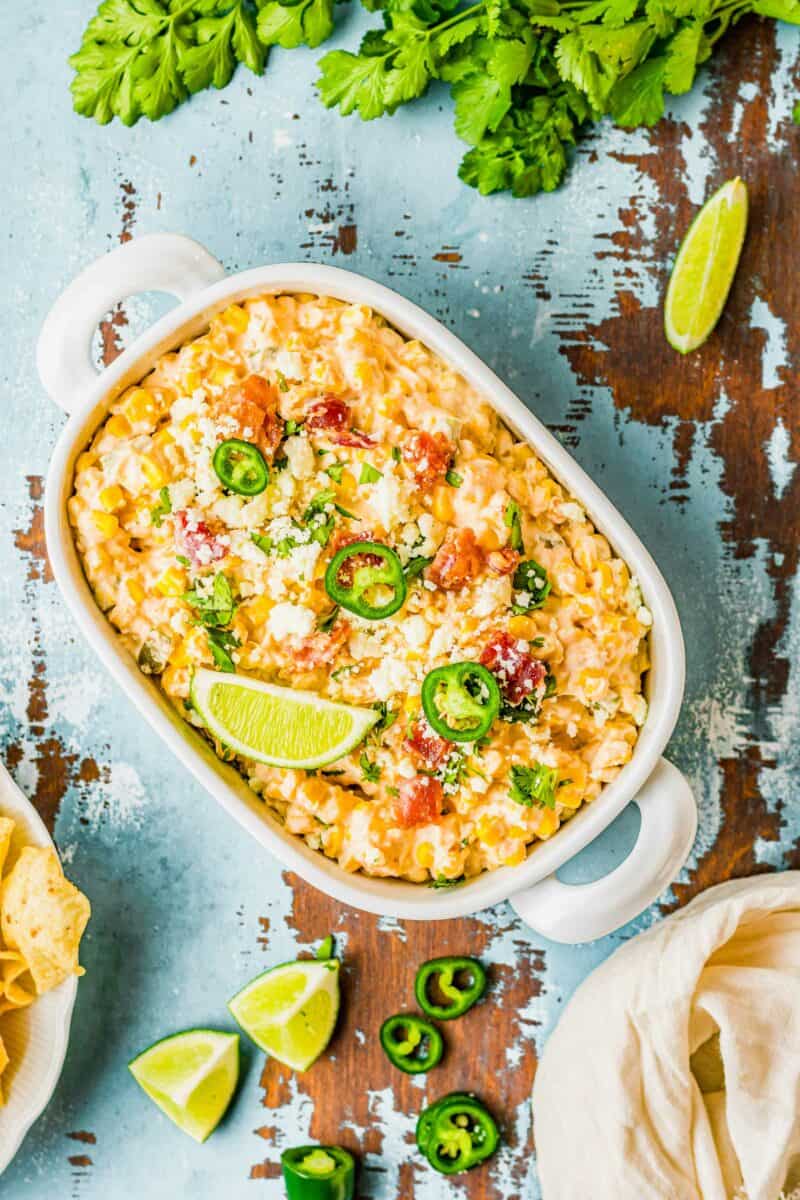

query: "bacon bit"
xmin=402 ymin=430 xmax=454 ymax=489
xmin=394 ymin=776 xmax=444 ymax=828
xmin=332 ymin=428 xmax=375 ymax=449
xmin=174 ymin=510 xmax=226 ymax=568
xmin=429 ymin=528 xmax=484 ymax=590
xmin=486 ymin=547 xmax=521 ymax=576
xmin=305 ymin=396 xmax=374 ymax=448
xmin=214 ymin=374 xmax=282 ymax=458
xmin=305 ymin=395 xmax=351 ymax=433
xmin=480 ymin=631 xmax=546 ymax=706
xmin=289 ymin=620 xmax=351 ymax=671
xmin=404 ymin=720 xmax=452 ymax=771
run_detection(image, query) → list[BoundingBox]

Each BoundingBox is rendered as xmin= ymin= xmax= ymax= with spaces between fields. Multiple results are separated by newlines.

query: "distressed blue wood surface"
xmin=1 ymin=3 xmax=799 ymax=1196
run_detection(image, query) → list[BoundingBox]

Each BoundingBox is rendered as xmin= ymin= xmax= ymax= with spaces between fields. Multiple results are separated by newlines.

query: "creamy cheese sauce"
xmin=69 ymin=294 xmax=650 ymax=883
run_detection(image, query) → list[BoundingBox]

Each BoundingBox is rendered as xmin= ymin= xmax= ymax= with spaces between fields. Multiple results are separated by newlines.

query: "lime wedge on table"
xmin=128 ymin=1029 xmax=239 ymax=1143
xmin=190 ymin=668 xmax=379 ymax=769
xmin=664 ymin=177 xmax=748 ymax=355
xmin=229 ymin=959 xmax=340 ymax=1072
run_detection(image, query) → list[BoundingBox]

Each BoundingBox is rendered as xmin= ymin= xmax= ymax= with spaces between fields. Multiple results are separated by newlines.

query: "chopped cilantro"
xmin=150 ymin=485 xmax=172 ymax=528
xmin=359 ymin=461 xmax=382 ymax=484
xmin=509 ymin=763 xmax=558 ymax=809
xmin=206 ymin=626 xmax=239 ymax=673
xmin=284 ymin=416 xmax=302 ymax=435
xmin=359 ymin=753 xmax=382 ymax=783
xmin=391 ymin=446 xmax=402 ymax=462
xmin=318 ymin=605 xmax=340 ymax=632
xmin=184 ymin=572 xmax=236 ymax=628
xmin=176 ymin=554 xmax=191 ymax=568
xmin=445 ymin=469 xmax=463 ymax=487
xmin=325 ymin=460 xmax=347 ymax=484
xmin=370 ymin=701 xmax=398 ymax=739
xmin=404 ymin=555 xmax=433 ymax=582
xmin=276 ymin=371 xmax=290 ymax=393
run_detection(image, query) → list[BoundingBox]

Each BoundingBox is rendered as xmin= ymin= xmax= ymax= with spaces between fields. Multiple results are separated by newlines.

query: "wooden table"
xmin=3 ymin=9 xmax=798 ymax=1197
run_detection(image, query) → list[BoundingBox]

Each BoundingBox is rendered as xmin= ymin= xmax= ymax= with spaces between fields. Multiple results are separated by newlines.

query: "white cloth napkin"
xmin=533 ymin=873 xmax=800 ymax=1200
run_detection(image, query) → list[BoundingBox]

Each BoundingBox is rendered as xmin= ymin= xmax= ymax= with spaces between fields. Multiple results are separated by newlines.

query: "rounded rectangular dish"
xmin=39 ymin=233 xmax=696 ymax=938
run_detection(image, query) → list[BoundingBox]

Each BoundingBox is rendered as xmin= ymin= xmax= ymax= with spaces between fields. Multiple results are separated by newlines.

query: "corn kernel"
xmin=324 ymin=828 xmax=343 ymax=857
xmin=126 ymin=578 xmax=145 ymax=604
xmin=91 ymin=511 xmax=119 ymax=537
xmin=124 ymin=388 xmax=157 ymax=424
xmin=508 ymin=825 xmax=527 ymax=840
xmin=246 ymin=596 xmax=273 ymax=625
xmin=182 ymin=369 xmax=201 ymax=394
xmin=597 ymin=562 xmax=615 ymax=597
xmin=480 ymin=528 xmax=503 ymax=552
xmin=353 ymin=361 xmax=372 ymax=385
xmin=140 ymin=455 xmax=166 ymax=488
xmin=85 ymin=546 xmax=111 ymax=572
xmin=415 ymin=842 xmax=435 ymax=868
xmin=431 ymin=485 xmax=454 ymax=523
xmin=156 ymin=567 xmax=187 ymax=597
xmin=503 ymin=845 xmax=527 ymax=867
xmin=153 ymin=428 xmax=175 ymax=450
xmin=536 ymin=809 xmax=560 ymax=839
xmin=221 ymin=304 xmax=249 ymax=333
xmin=106 ymin=414 xmax=131 ymax=438
xmin=76 ymin=452 xmax=96 ymax=474
xmin=476 ymin=815 xmax=501 ymax=847
xmin=578 ymin=668 xmax=607 ymax=701
xmin=210 ymin=360 xmax=237 ymax=388
xmin=99 ymin=484 xmax=125 ymax=512
xmin=339 ymin=470 xmax=358 ymax=499
xmin=508 ymin=614 xmax=538 ymax=639
xmin=170 ymin=640 xmax=192 ymax=667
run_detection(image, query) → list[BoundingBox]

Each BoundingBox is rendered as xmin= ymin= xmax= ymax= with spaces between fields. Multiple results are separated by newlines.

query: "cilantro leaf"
xmin=207 ymin=626 xmax=240 ymax=672
xmin=71 ymin=0 xmax=268 ymax=126
xmin=151 ymin=485 xmax=172 ymax=527
xmin=360 ymin=752 xmax=382 ymax=782
xmin=184 ymin=572 xmax=237 ymax=627
xmin=359 ymin=461 xmax=382 ymax=484
xmin=258 ymin=0 xmax=335 ymax=50
xmin=509 ymin=762 xmax=558 ymax=808
xmin=608 ymin=54 xmax=666 ymax=125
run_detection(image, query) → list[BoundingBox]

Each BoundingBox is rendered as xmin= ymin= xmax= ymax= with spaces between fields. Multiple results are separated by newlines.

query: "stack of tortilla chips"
xmin=0 ymin=817 xmax=90 ymax=1102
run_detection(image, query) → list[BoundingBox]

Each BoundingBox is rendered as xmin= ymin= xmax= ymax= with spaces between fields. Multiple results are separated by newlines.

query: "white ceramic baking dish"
xmin=38 ymin=233 xmax=696 ymax=942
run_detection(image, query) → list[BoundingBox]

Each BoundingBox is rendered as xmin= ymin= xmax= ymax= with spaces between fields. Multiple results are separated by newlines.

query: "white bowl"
xmin=0 ymin=763 xmax=77 ymax=1175
xmin=38 ymin=234 xmax=697 ymax=942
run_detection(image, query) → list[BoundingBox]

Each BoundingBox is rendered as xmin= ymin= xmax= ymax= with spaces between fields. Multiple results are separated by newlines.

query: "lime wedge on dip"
xmin=664 ymin=176 xmax=748 ymax=355
xmin=229 ymin=959 xmax=340 ymax=1072
xmin=129 ymin=1029 xmax=239 ymax=1142
xmin=190 ymin=669 xmax=379 ymax=769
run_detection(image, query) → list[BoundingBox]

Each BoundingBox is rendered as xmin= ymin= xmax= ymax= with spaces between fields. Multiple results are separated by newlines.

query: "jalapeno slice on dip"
xmin=414 ymin=956 xmax=487 ymax=1020
xmin=379 ymin=1013 xmax=444 ymax=1074
xmin=213 ymin=438 xmax=270 ymax=496
xmin=281 ymin=1145 xmax=355 ymax=1200
xmin=416 ymin=1093 xmax=499 ymax=1174
xmin=420 ymin=663 xmax=500 ymax=743
xmin=324 ymin=541 xmax=407 ymax=620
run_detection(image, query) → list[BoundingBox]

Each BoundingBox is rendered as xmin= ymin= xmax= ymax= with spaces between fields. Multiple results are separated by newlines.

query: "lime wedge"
xmin=190 ymin=668 xmax=379 ymax=769
xmin=664 ymin=176 xmax=748 ymax=354
xmin=228 ymin=959 xmax=340 ymax=1072
xmin=128 ymin=1029 xmax=239 ymax=1142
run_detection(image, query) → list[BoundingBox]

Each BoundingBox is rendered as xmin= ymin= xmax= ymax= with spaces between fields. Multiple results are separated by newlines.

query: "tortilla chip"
xmin=0 ymin=1034 xmax=8 ymax=1106
xmin=0 ymin=818 xmax=14 ymax=877
xmin=0 ymin=950 xmax=36 ymax=1015
xmin=1 ymin=848 xmax=90 ymax=994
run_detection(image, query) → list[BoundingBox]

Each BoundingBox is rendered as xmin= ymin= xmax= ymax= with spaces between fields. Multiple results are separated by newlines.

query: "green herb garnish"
xmin=184 ymin=572 xmax=236 ymax=627
xmin=150 ymin=485 xmax=172 ymax=528
xmin=504 ymin=500 xmax=524 ymax=553
xmin=359 ymin=462 xmax=382 ymax=485
xmin=445 ymin=469 xmax=463 ymax=487
xmin=509 ymin=762 xmax=558 ymax=809
xmin=359 ymin=753 xmax=382 ymax=782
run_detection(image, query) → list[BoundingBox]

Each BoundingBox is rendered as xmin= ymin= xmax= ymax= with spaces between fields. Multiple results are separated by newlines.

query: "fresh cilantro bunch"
xmin=70 ymin=0 xmax=800 ymax=197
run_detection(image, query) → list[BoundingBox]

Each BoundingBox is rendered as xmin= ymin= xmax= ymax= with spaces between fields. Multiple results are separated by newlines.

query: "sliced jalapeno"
xmin=420 ymin=663 xmax=500 ymax=743
xmin=380 ymin=1013 xmax=444 ymax=1074
xmin=511 ymin=558 xmax=551 ymax=613
xmin=416 ymin=1094 xmax=499 ymax=1175
xmin=213 ymin=438 xmax=270 ymax=496
xmin=281 ymin=1145 xmax=355 ymax=1200
xmin=324 ymin=541 xmax=406 ymax=620
xmin=414 ymin=956 xmax=487 ymax=1020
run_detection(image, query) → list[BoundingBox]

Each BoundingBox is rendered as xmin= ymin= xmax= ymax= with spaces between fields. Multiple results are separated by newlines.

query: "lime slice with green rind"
xmin=190 ymin=668 xmax=379 ymax=769
xmin=664 ymin=176 xmax=748 ymax=355
xmin=128 ymin=1029 xmax=239 ymax=1142
xmin=228 ymin=959 xmax=340 ymax=1072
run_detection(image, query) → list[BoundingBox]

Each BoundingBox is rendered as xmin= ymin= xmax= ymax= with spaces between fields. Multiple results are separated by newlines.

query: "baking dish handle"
xmin=509 ymin=757 xmax=696 ymax=944
xmin=37 ymin=233 xmax=226 ymax=414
